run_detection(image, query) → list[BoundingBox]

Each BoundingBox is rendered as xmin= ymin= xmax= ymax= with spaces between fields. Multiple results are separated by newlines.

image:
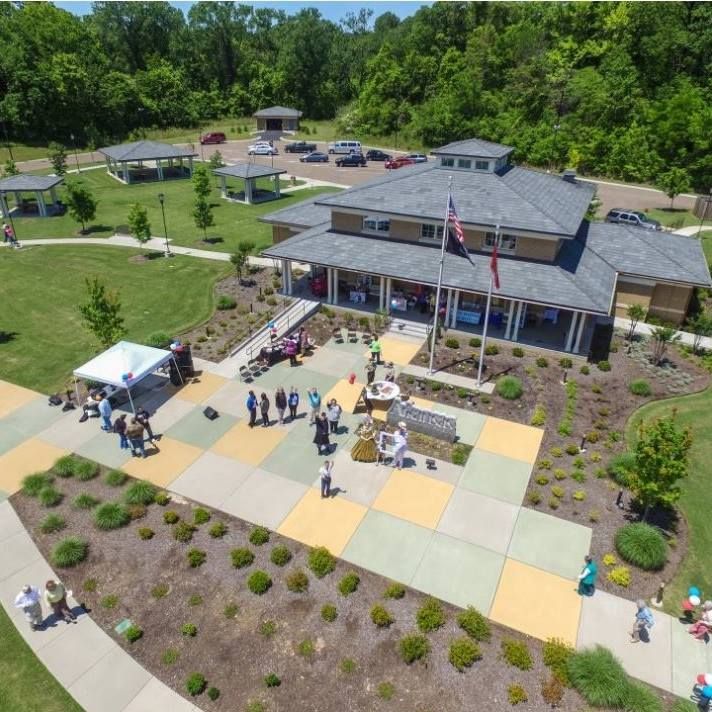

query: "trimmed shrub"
xmin=308 ymin=546 xmax=336 ymax=578
xmin=137 ymin=527 xmax=154 ymax=540
xmin=230 ymin=547 xmax=255 ymax=569
xmin=597 ymin=359 xmax=611 ymax=372
xmin=52 ymin=537 xmax=88 ymax=567
xmin=448 ymin=637 xmax=482 ymax=671
xmin=154 ymin=491 xmax=170 ymax=506
xmin=22 ymin=472 xmax=54 ymax=497
xmin=173 ymin=521 xmax=195 ymax=543
xmin=40 ymin=513 xmax=66 ymax=534
xmin=377 ymin=682 xmax=395 ymax=700
xmin=536 ymin=356 xmax=549 ymax=368
xmin=247 ymin=570 xmax=272 ymax=595
xmin=445 ymin=337 xmax=460 ymax=349
xmin=208 ymin=521 xmax=227 ymax=538
xmin=104 ymin=469 xmax=127 ymax=487
xmin=399 ymin=634 xmax=430 ymax=663
xmin=338 ymin=571 xmax=360 ymax=596
xmin=452 ymin=444 xmax=469 ymax=465
xmin=573 ymin=489 xmax=586 ymax=501
xmin=264 ymin=673 xmax=281 ymax=688
xmin=100 ymin=594 xmax=118 ymax=608
xmin=73 ymin=493 xmax=100 ymax=510
xmin=216 ymin=295 xmax=237 ymax=310
xmin=535 ymin=474 xmax=550 ymax=485
xmin=496 ymin=376 xmax=523 ymax=400
xmin=74 ymin=459 xmax=99 ymax=481
xmin=457 ymin=606 xmax=491 ymax=641
xmin=615 ymin=523 xmax=667 ymax=570
xmin=548 ymin=497 xmax=560 ymax=510
xmin=151 ymin=583 xmax=170 ymax=599
xmin=469 ymin=337 xmax=481 ymax=348
xmin=54 ymin=455 xmax=80 ymax=477
xmin=580 ymin=364 xmax=590 ymax=375
xmin=207 ymin=687 xmax=220 ymax=701
xmin=630 ymin=379 xmax=652 ymax=396
xmin=249 ymin=526 xmax=270 ymax=545
xmin=484 ymin=343 xmax=499 ymax=356
xmin=371 ymin=604 xmax=394 ymax=628
xmin=146 ymin=332 xmax=171 ymax=348
xmin=340 ymin=658 xmax=356 ymax=673
xmin=223 ymin=603 xmax=238 ymax=619
xmin=508 ymin=684 xmax=528 ymax=705
xmin=181 ymin=622 xmax=197 ymax=636
xmin=297 ymin=639 xmax=315 ymax=658
xmin=530 ymin=405 xmax=546 ymax=426
xmin=285 ymin=568 xmax=309 ymax=593
xmin=125 ymin=625 xmax=143 ymax=643
xmin=512 ymin=347 xmax=525 ymax=357
xmin=193 ymin=507 xmax=211 ymax=525
xmin=541 ymin=675 xmax=564 ymax=706
xmin=124 ymin=480 xmax=157 ymax=505
xmin=416 ymin=597 xmax=446 ymax=632
xmin=94 ymin=502 xmax=130 ymax=530
xmin=502 ymin=639 xmax=533 ymax=670
xmin=185 ymin=672 xmax=207 ymax=696
xmin=187 ymin=548 xmax=207 ymax=568
xmin=607 ymin=566 xmax=632 ymax=587
xmin=551 ymin=485 xmax=565 ymax=499
xmin=163 ymin=510 xmax=179 ymax=524
xmin=259 ymin=620 xmax=276 ymax=637
xmin=384 ymin=582 xmax=405 ymax=599
xmin=543 ymin=638 xmax=573 ymax=685
xmin=270 ymin=544 xmax=292 ymax=566
xmin=321 ymin=604 xmax=338 ymax=622
xmin=188 ymin=594 xmax=203 ymax=606
xmin=608 ymin=452 xmax=635 ymax=486
xmin=161 ymin=648 xmax=179 ymax=665
xmin=527 ymin=490 xmax=542 ymax=505
xmin=559 ymin=357 xmax=573 ymax=369
xmin=39 ymin=486 xmax=63 ymax=507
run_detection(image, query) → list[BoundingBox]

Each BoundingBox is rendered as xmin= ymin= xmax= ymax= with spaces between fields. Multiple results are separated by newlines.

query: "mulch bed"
xmin=13 ymin=468 xmax=602 ymax=712
xmin=397 ymin=331 xmax=709 ymax=601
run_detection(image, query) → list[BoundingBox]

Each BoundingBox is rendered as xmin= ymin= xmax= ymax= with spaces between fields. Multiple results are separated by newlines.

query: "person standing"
xmin=126 ymin=418 xmax=146 ymax=458
xmin=14 ymin=585 xmax=43 ymax=631
xmin=259 ymin=392 xmax=270 ymax=427
xmin=365 ymin=361 xmax=376 ymax=386
xmin=97 ymin=394 xmax=112 ymax=432
xmin=369 ymin=337 xmax=382 ymax=364
xmin=319 ymin=460 xmax=333 ymax=498
xmin=113 ymin=414 xmax=129 ymax=450
xmin=630 ymin=599 xmax=654 ymax=643
xmin=275 ymin=387 xmax=287 ymax=425
xmin=393 ymin=421 xmax=408 ymax=469
xmin=288 ymin=387 xmax=299 ymax=421
xmin=136 ymin=406 xmax=156 ymax=442
xmin=246 ymin=390 xmax=258 ymax=428
xmin=327 ymin=399 xmax=342 ymax=434
xmin=689 ymin=601 xmax=712 ymax=640
xmin=576 ymin=554 xmax=598 ymax=596
xmin=44 ymin=580 xmax=75 ymax=624
xmin=308 ymin=387 xmax=321 ymax=425
xmin=313 ymin=412 xmax=330 ymax=455
xmin=285 ymin=338 xmax=298 ymax=367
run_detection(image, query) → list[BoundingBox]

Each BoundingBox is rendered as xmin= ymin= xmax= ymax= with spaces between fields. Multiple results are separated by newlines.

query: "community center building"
xmin=261 ymin=138 xmax=710 ymax=356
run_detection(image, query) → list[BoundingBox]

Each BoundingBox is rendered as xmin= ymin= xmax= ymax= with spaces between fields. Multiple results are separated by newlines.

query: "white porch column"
xmin=450 ymin=290 xmax=460 ymax=328
xmin=281 ymin=260 xmax=289 ymax=295
xmin=188 ymin=157 xmax=194 ymax=177
xmin=385 ymin=277 xmax=392 ymax=313
xmin=327 ymin=268 xmax=333 ymax=304
xmin=445 ymin=289 xmax=452 ymax=327
xmin=512 ymin=301 xmax=524 ymax=342
xmin=105 ymin=158 xmax=111 ymax=176
xmin=573 ymin=313 xmax=586 ymax=354
xmin=504 ymin=300 xmax=517 ymax=340
xmin=274 ymin=176 xmax=281 ymax=198
xmin=332 ymin=268 xmax=339 ymax=304
xmin=156 ymin=159 xmax=164 ymax=181
xmin=379 ymin=276 xmax=385 ymax=310
xmin=36 ymin=191 xmax=47 ymax=217
xmin=220 ymin=175 xmax=228 ymax=199
xmin=123 ymin=162 xmax=130 ymax=184
xmin=565 ymin=311 xmax=579 ymax=352
xmin=245 ymin=179 xmax=253 ymax=204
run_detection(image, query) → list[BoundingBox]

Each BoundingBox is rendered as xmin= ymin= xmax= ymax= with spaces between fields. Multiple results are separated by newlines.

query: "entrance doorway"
xmin=266 ymin=118 xmax=283 ymax=131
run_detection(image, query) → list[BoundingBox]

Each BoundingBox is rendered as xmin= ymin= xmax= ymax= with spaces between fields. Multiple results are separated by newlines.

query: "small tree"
xmin=79 ymin=277 xmax=126 ymax=348
xmin=650 ymin=325 xmax=680 ymax=365
xmin=657 ymin=167 xmax=692 ymax=210
xmin=2 ymin=159 xmax=19 ymax=177
xmin=191 ymin=163 xmax=211 ymax=201
xmin=65 ymin=181 xmax=97 ymax=233
xmin=688 ymin=311 xmax=712 ymax=354
xmin=127 ymin=203 xmax=151 ymax=244
xmin=626 ymin=303 xmax=647 ymax=342
xmin=229 ymin=238 xmax=255 ymax=280
xmin=48 ymin=142 xmax=68 ymax=176
xmin=631 ymin=412 xmax=692 ymax=520
xmin=192 ymin=197 xmax=214 ymax=239
xmin=208 ymin=151 xmax=224 ymax=169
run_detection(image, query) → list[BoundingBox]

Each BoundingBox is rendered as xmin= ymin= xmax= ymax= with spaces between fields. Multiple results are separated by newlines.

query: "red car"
xmin=200 ymin=132 xmax=226 ymax=145
xmin=385 ymin=156 xmax=416 ymax=169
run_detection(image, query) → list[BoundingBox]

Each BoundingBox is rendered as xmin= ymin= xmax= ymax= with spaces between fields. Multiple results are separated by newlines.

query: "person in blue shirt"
xmin=308 ymin=388 xmax=321 ymax=425
xmin=97 ymin=394 xmax=112 ymax=432
xmin=630 ymin=599 xmax=654 ymax=642
xmin=246 ymin=390 xmax=257 ymax=428
xmin=576 ymin=555 xmax=598 ymax=596
xmin=288 ymin=388 xmax=299 ymax=421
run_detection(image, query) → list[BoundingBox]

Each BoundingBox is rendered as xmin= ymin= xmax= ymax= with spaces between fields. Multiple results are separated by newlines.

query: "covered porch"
xmin=98 ymin=140 xmax=196 ymax=185
xmin=213 ymin=163 xmax=286 ymax=205
xmin=0 ymin=174 xmax=65 ymax=218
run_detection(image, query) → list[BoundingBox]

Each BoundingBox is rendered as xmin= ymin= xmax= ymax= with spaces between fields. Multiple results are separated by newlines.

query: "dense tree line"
xmin=0 ymin=2 xmax=710 ymax=188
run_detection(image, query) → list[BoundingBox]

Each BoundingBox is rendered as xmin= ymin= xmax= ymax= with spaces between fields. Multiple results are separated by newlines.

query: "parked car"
xmin=299 ymin=151 xmax=329 ymax=163
xmin=605 ymin=209 xmax=662 ymax=230
xmin=335 ymin=153 xmax=367 ymax=167
xmin=366 ymin=149 xmax=392 ymax=161
xmin=248 ymin=144 xmax=278 ymax=156
xmin=285 ymin=141 xmax=317 ymax=153
xmin=200 ymin=132 xmax=226 ymax=145
xmin=406 ymin=153 xmax=428 ymax=163
xmin=384 ymin=156 xmax=416 ymax=170
xmin=328 ymin=140 xmax=362 ymax=154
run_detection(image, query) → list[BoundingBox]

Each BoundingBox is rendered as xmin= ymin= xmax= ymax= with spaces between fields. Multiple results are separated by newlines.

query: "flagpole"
xmin=476 ymin=223 xmax=499 ymax=388
xmin=428 ymin=176 xmax=452 ymax=375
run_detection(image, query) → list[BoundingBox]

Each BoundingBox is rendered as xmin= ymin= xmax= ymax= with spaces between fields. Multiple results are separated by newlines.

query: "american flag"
xmin=445 ymin=192 xmax=473 ymax=265
xmin=447 ymin=194 xmax=465 ymax=245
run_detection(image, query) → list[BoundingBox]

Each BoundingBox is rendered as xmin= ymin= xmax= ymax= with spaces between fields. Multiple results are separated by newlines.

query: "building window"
xmin=363 ymin=215 xmax=390 ymax=234
xmin=457 ymin=158 xmax=472 ymax=169
xmin=484 ymin=232 xmax=517 ymax=252
xmin=475 ymin=160 xmax=490 ymax=170
xmin=441 ymin=158 xmax=455 ymax=167
xmin=421 ymin=223 xmax=444 ymax=241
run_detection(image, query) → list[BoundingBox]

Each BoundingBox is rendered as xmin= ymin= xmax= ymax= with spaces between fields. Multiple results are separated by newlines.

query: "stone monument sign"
xmin=387 ymin=399 xmax=457 ymax=443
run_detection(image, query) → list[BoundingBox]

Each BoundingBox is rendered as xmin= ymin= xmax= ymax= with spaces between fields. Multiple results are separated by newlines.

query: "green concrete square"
xmin=76 ymin=433 xmax=133 ymax=469
xmin=672 ymin=620 xmax=711 ymax=697
xmin=0 ymin=397 xmax=64 ymax=442
xmin=341 ymin=510 xmax=434 ymax=584
xmin=249 ymin=361 xmax=339 ymax=395
xmin=432 ymin=404 xmax=487 ymax=446
xmin=459 ymin=449 xmax=533 ymax=505
xmin=0 ymin=423 xmax=26 ymax=456
xmin=165 ymin=408 xmax=238 ymax=449
xmin=411 ymin=532 xmax=505 ymax=614
xmin=326 ymin=335 xmax=374 ymax=355
xmin=507 ymin=507 xmax=591 ymax=579
xmin=302 ymin=346 xmax=363 ymax=379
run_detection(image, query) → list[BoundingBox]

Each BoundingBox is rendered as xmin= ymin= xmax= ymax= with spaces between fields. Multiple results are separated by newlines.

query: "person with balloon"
xmin=690 ymin=600 xmax=712 ymax=641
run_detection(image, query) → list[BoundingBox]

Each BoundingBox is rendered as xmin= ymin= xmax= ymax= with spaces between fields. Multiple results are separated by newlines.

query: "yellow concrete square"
xmin=405 ymin=395 xmax=434 ymax=410
xmin=323 ymin=379 xmax=366 ymax=414
xmin=122 ymin=436 xmax=203 ymax=487
xmin=489 ymin=559 xmax=582 ymax=645
xmin=364 ymin=335 xmax=423 ymax=366
xmin=372 ymin=469 xmax=454 ymax=529
xmin=278 ymin=489 xmax=367 ymax=556
xmin=0 ymin=438 xmax=68 ymax=494
xmin=0 ymin=380 xmax=41 ymax=418
xmin=211 ymin=420 xmax=287 ymax=466
xmin=475 ymin=416 xmax=543 ymax=464
xmin=168 ymin=372 xmax=228 ymax=404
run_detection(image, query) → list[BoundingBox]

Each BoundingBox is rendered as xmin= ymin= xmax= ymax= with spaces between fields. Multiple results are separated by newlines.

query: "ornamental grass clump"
xmin=399 ymin=634 xmax=430 ymax=664
xmin=371 ymin=604 xmax=394 ymax=628
xmin=187 ymin=548 xmax=207 ymax=568
xmin=457 ymin=606 xmax=491 ymax=641
xmin=52 ymin=537 xmax=88 ymax=567
xmin=193 ymin=507 xmax=211 ymax=525
xmin=249 ymin=526 xmax=270 ymax=545
xmin=501 ymin=639 xmax=533 ymax=670
xmin=285 ymin=568 xmax=309 ymax=593
xmin=449 ymin=637 xmax=482 ymax=671
xmin=40 ymin=513 xmax=66 ymax=534
xmin=73 ymin=493 xmax=100 ymax=510
xmin=630 ymin=379 xmax=652 ymax=396
xmin=384 ymin=582 xmax=405 ymax=599
xmin=173 ymin=521 xmax=195 ymax=542
xmin=39 ymin=486 xmax=63 ymax=507
xmin=615 ymin=522 xmax=667 ymax=570
xmin=496 ymin=375 xmax=523 ymax=400
xmin=54 ymin=455 xmax=80 ymax=478
xmin=163 ymin=510 xmax=179 ymax=524
xmin=270 ymin=544 xmax=292 ymax=566
xmin=308 ymin=546 xmax=336 ymax=578
xmin=338 ymin=571 xmax=360 ymax=596
xmin=124 ymin=480 xmax=157 ymax=506
xmin=208 ymin=521 xmax=227 ymax=538
xmin=248 ymin=570 xmax=272 ymax=595
xmin=104 ymin=469 xmax=127 ymax=487
xmin=94 ymin=502 xmax=130 ymax=530
xmin=22 ymin=472 xmax=54 ymax=497
xmin=185 ymin=672 xmax=207 ymax=696
xmin=230 ymin=547 xmax=255 ymax=569
xmin=125 ymin=625 xmax=142 ymax=643
xmin=321 ymin=604 xmax=338 ymax=622
xmin=416 ymin=597 xmax=446 ymax=632
xmin=74 ymin=459 xmax=99 ymax=481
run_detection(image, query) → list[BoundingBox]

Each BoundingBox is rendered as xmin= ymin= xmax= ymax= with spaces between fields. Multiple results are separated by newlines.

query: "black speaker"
xmin=203 ymin=406 xmax=219 ymax=420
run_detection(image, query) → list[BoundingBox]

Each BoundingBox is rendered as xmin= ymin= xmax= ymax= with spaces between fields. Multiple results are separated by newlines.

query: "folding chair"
xmin=332 ymin=327 xmax=344 ymax=343
xmin=347 ymin=330 xmax=358 ymax=343
xmin=238 ymin=365 xmax=252 ymax=382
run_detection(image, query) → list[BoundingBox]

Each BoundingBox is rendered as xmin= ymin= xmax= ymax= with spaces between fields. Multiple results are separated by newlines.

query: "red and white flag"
xmin=490 ymin=240 xmax=500 ymax=289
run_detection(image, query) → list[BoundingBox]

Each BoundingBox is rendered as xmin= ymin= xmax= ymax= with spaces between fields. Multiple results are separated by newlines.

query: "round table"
xmin=366 ymin=381 xmax=401 ymax=402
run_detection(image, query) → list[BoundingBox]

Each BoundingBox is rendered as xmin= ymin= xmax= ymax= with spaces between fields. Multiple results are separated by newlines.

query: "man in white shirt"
xmin=319 ymin=461 xmax=333 ymax=498
xmin=97 ymin=394 xmax=112 ymax=432
xmin=14 ymin=584 xmax=43 ymax=630
xmin=393 ymin=422 xmax=408 ymax=469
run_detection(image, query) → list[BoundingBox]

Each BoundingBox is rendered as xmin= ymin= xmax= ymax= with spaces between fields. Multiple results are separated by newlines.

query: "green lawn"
xmin=645 ymin=207 xmax=708 ymax=230
xmin=0 ymin=245 xmax=231 ymax=393
xmin=626 ymin=387 xmax=712 ymax=614
xmin=698 ymin=230 xmax=712 ymax=263
xmin=0 ymin=604 xmax=82 ymax=712
xmin=9 ymin=170 xmax=337 ymax=254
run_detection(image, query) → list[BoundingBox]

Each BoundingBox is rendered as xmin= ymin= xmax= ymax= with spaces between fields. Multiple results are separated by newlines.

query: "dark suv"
xmin=284 ymin=141 xmax=317 ymax=153
xmin=366 ymin=149 xmax=391 ymax=161
xmin=335 ymin=153 xmax=367 ymax=167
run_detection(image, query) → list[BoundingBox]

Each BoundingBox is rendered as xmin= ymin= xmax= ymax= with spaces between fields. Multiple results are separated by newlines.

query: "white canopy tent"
xmin=73 ymin=341 xmax=182 ymax=414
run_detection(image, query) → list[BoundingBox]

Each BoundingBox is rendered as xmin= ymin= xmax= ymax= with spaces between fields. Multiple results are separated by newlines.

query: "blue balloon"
xmin=268 ymin=321 xmax=275 ymax=329
xmin=689 ymin=586 xmax=701 ymax=597
xmin=121 ymin=373 xmax=129 ymax=381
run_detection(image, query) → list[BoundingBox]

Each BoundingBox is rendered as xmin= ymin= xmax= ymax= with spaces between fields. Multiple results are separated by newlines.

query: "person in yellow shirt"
xmin=44 ymin=580 xmax=76 ymax=624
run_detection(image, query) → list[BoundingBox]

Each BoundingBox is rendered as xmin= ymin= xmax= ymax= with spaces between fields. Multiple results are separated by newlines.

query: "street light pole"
xmin=70 ymin=133 xmax=81 ymax=173
xmin=158 ymin=193 xmax=170 ymax=257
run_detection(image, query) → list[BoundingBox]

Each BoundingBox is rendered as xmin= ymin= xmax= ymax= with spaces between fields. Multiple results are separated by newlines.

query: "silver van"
xmin=327 ymin=140 xmax=362 ymax=155
xmin=605 ymin=209 xmax=662 ymax=231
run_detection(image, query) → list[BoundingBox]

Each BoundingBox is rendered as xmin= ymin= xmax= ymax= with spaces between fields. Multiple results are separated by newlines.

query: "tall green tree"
xmin=650 ymin=325 xmax=681 ymax=365
xmin=191 ymin=163 xmax=212 ymax=201
xmin=626 ymin=304 xmax=647 ymax=342
xmin=657 ymin=167 xmax=692 ymax=210
xmin=48 ymin=143 xmax=68 ymax=176
xmin=65 ymin=181 xmax=97 ymax=233
xmin=192 ymin=197 xmax=214 ymax=240
xmin=79 ymin=277 xmax=126 ymax=349
xmin=127 ymin=203 xmax=151 ymax=244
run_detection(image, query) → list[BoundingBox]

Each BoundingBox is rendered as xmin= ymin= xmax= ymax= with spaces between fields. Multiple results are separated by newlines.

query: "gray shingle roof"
xmin=98 ymin=141 xmax=196 ymax=162
xmin=253 ymin=106 xmax=302 ymax=118
xmin=0 ymin=174 xmax=64 ymax=191
xmin=316 ymin=164 xmax=595 ymax=237
xmin=260 ymin=195 xmax=332 ymax=229
xmin=431 ymin=138 xmax=514 ymax=159
xmin=213 ymin=163 xmax=286 ymax=180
